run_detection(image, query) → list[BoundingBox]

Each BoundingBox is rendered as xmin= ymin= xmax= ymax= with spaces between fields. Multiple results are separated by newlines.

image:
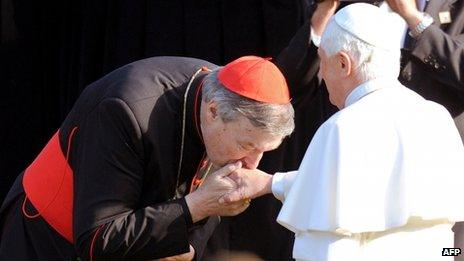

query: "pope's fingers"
xmin=215 ymin=161 xmax=242 ymax=178
xmin=224 ymin=172 xmax=245 ymax=190
xmin=222 ymin=176 xmax=239 ymax=190
xmin=226 ymin=170 xmax=239 ymax=183
xmin=218 ymin=188 xmax=247 ymax=204
xmin=219 ymin=199 xmax=251 ymax=216
xmin=231 ymin=199 xmax=251 ymax=215
xmin=218 ymin=192 xmax=235 ymax=204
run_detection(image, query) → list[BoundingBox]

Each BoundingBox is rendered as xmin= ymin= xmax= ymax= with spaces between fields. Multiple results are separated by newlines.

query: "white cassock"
xmin=272 ymin=78 xmax=464 ymax=261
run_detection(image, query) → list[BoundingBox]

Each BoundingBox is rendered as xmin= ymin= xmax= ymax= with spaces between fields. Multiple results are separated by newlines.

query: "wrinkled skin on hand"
xmin=219 ymin=167 xmax=273 ymax=204
xmin=185 ymin=162 xmax=252 ymax=223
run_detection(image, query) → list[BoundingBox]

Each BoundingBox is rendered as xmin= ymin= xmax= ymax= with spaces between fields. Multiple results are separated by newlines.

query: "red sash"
xmin=22 ymin=128 xmax=76 ymax=243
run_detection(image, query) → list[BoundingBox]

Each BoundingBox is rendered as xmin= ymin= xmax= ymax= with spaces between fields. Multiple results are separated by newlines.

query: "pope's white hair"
xmin=320 ymin=17 xmax=401 ymax=82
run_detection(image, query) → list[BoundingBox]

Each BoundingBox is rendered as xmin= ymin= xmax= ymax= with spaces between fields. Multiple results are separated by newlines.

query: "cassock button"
xmin=402 ymin=71 xmax=412 ymax=81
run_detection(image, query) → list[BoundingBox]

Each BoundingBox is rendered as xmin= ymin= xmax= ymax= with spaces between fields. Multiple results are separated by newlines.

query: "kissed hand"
xmin=218 ymin=168 xmax=273 ymax=204
xmin=185 ymin=161 xmax=252 ymax=222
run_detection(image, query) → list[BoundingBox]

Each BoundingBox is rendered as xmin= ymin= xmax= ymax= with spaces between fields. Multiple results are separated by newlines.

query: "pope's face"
xmin=318 ymin=47 xmax=345 ymax=108
xmin=201 ymin=102 xmax=283 ymax=169
xmin=317 ymin=48 xmax=338 ymax=105
xmin=319 ymin=42 xmax=363 ymax=109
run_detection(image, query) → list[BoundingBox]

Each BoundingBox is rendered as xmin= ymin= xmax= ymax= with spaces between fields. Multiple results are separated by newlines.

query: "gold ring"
xmin=245 ymin=198 xmax=251 ymax=204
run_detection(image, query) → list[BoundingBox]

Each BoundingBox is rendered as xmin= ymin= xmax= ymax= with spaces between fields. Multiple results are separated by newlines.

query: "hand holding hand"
xmin=185 ymin=162 xmax=251 ymax=222
xmin=219 ymin=168 xmax=273 ymax=204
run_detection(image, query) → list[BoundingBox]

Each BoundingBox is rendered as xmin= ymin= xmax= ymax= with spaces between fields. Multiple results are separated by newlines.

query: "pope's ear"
xmin=338 ymin=51 xmax=352 ymax=77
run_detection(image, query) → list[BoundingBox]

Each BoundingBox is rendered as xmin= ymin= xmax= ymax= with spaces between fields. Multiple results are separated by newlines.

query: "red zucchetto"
xmin=218 ymin=56 xmax=291 ymax=104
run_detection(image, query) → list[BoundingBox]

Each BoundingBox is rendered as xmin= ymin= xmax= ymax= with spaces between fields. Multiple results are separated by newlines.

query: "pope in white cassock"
xmin=221 ymin=3 xmax=464 ymax=261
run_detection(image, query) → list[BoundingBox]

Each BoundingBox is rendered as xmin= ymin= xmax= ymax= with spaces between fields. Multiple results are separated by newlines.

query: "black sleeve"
xmin=73 ymin=98 xmax=192 ymax=260
xmin=188 ymin=216 xmax=221 ymax=260
xmin=274 ymin=16 xmax=320 ymax=100
xmin=411 ymin=23 xmax=464 ymax=93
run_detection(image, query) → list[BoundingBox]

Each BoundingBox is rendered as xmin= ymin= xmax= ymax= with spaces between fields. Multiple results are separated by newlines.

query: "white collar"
xmin=344 ymin=78 xmax=398 ymax=107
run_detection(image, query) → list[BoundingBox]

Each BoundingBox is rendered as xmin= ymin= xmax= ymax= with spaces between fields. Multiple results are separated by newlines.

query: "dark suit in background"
xmin=413 ymin=1 xmax=464 ymax=256
xmin=400 ymin=0 xmax=464 ymax=117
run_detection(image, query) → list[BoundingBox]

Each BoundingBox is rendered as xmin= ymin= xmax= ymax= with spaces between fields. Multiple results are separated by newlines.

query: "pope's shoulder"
xmin=318 ymin=85 xmax=455 ymax=133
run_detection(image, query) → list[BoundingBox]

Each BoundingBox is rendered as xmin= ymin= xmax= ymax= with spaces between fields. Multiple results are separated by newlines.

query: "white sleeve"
xmin=271 ymin=171 xmax=298 ymax=202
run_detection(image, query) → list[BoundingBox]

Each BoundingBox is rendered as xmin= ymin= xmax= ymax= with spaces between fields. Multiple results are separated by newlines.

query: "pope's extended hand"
xmin=218 ymin=168 xmax=273 ymax=204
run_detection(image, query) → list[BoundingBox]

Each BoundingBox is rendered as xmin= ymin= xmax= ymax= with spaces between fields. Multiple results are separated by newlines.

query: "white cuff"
xmin=272 ymin=171 xmax=298 ymax=202
xmin=310 ymin=26 xmax=321 ymax=47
